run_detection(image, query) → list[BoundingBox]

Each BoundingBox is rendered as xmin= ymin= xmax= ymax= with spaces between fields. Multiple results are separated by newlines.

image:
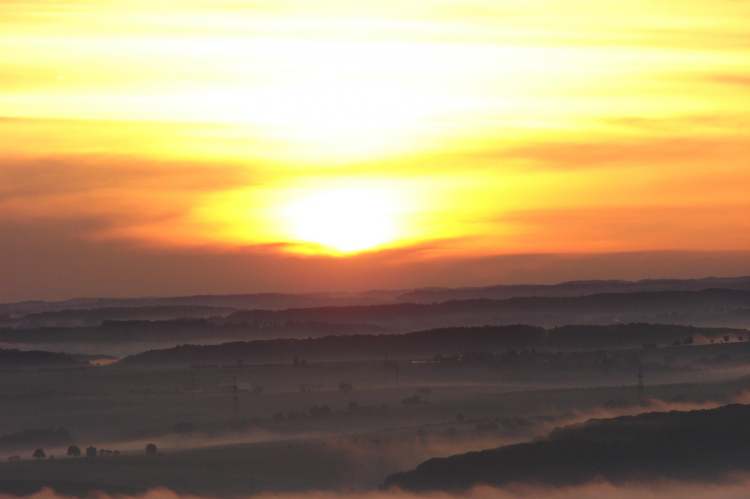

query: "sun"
xmin=280 ymin=185 xmax=403 ymax=254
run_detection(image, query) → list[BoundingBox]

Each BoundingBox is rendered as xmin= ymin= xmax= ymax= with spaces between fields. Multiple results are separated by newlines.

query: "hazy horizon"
xmin=3 ymin=250 xmax=750 ymax=302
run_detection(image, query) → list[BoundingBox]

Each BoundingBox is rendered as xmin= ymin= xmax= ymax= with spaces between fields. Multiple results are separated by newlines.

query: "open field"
xmin=3 ymin=346 xmax=750 ymax=495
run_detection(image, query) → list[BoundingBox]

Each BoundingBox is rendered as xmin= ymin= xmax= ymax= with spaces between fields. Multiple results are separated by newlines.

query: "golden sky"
xmin=1 ymin=0 xmax=750 ymax=299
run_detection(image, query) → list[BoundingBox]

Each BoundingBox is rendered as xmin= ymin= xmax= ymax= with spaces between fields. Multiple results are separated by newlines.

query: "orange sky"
xmin=1 ymin=0 xmax=749 ymax=300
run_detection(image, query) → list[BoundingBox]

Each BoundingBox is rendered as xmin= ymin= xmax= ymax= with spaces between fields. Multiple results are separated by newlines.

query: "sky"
xmin=1 ymin=0 xmax=750 ymax=301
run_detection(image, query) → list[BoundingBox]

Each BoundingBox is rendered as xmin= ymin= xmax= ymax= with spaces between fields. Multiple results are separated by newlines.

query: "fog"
xmin=17 ymin=476 xmax=750 ymax=499
xmin=4 ymin=282 xmax=750 ymax=497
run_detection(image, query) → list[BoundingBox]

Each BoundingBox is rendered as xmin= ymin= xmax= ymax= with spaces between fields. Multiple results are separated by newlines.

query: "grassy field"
xmin=1 ymin=350 xmax=750 ymax=495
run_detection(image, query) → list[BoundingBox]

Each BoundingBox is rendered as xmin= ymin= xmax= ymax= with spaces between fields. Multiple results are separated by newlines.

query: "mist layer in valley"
xmin=3 ymin=278 xmax=750 ymax=497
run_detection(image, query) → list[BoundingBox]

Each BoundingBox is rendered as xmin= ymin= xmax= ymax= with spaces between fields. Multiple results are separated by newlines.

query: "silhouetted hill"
xmin=0 ymin=349 xmax=81 ymax=368
xmin=4 ymin=275 xmax=750 ymax=317
xmin=5 ymin=290 xmax=750 ymax=355
xmin=119 ymin=325 xmax=545 ymax=366
xmin=118 ymin=323 xmax=746 ymax=367
xmin=0 ymin=319 xmax=385 ymax=355
xmin=547 ymin=323 xmax=742 ymax=349
xmin=9 ymin=305 xmax=235 ymax=329
xmin=221 ymin=289 xmax=750 ymax=330
xmin=384 ymin=403 xmax=750 ymax=491
xmin=0 ymin=291 xmax=404 ymax=317
xmin=398 ymin=276 xmax=750 ymax=302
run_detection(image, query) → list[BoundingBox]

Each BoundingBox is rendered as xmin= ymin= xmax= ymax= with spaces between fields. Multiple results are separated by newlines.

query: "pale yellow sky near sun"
xmin=1 ymin=0 xmax=749 ymax=257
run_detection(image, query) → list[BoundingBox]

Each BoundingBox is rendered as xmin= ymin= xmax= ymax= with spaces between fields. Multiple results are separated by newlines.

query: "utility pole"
xmin=232 ymin=376 xmax=240 ymax=419
xmin=636 ymin=359 xmax=645 ymax=405
xmin=188 ymin=368 xmax=198 ymax=400
xmin=385 ymin=356 xmax=400 ymax=386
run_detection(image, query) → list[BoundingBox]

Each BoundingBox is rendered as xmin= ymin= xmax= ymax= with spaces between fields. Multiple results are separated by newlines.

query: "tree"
xmin=66 ymin=445 xmax=81 ymax=457
xmin=145 ymin=443 xmax=158 ymax=456
xmin=86 ymin=446 xmax=97 ymax=458
xmin=32 ymin=448 xmax=45 ymax=460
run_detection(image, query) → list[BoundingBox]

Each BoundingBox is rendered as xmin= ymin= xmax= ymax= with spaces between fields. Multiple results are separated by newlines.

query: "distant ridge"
xmin=0 ymin=348 xmax=82 ymax=368
xmin=4 ymin=276 xmax=750 ymax=316
xmin=397 ymin=276 xmax=750 ymax=302
xmin=118 ymin=323 xmax=747 ymax=367
xmin=4 ymin=289 xmax=750 ymax=352
xmin=211 ymin=288 xmax=750 ymax=331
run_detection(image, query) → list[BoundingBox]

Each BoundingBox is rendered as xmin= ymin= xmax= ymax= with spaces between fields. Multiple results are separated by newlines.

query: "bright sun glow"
xmin=180 ymin=40 xmax=461 ymax=162
xmin=281 ymin=186 xmax=403 ymax=254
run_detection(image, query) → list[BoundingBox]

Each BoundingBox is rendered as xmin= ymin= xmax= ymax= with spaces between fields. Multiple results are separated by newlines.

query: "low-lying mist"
xmin=18 ymin=475 xmax=750 ymax=499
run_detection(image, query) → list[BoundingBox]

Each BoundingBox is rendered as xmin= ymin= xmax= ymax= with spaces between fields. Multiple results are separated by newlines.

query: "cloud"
xmin=0 ymin=156 xmax=254 ymax=199
xmin=0 ymin=154 xmax=263 ymax=253
xmin=496 ymin=135 xmax=750 ymax=171
xmin=708 ymin=74 xmax=750 ymax=88
xmin=3 ymin=208 xmax=750 ymax=302
xmin=604 ymin=115 xmax=750 ymax=134
xmin=496 ymin=204 xmax=750 ymax=252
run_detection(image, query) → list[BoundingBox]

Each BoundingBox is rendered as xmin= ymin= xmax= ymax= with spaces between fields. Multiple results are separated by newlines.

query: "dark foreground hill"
xmin=384 ymin=403 xmax=750 ymax=491
xmin=119 ymin=323 xmax=746 ymax=367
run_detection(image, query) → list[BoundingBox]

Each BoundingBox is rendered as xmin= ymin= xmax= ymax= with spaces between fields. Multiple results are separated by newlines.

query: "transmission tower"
xmin=232 ymin=376 xmax=239 ymax=418
xmin=636 ymin=359 xmax=645 ymax=405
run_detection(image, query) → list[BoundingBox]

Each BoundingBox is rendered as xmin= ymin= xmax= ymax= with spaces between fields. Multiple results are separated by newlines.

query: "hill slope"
xmin=385 ymin=403 xmax=750 ymax=491
xmin=119 ymin=323 xmax=746 ymax=366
